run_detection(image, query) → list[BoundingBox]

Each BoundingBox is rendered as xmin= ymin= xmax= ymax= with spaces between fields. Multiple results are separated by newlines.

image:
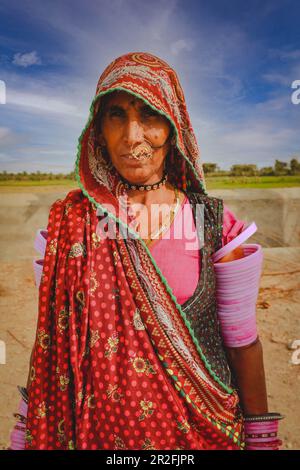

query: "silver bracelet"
xmin=243 ymin=412 xmax=284 ymax=423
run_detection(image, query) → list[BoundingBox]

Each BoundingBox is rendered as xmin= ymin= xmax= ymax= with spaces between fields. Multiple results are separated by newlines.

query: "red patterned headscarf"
xmin=25 ymin=52 xmax=244 ymax=450
xmin=76 ymin=51 xmax=207 ymax=214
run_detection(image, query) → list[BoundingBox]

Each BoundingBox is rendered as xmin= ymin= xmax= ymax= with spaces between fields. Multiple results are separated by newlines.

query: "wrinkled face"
xmin=97 ymin=90 xmax=172 ymax=183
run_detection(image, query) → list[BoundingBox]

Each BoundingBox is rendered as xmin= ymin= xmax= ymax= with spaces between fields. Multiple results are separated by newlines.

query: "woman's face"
xmin=97 ymin=90 xmax=172 ymax=184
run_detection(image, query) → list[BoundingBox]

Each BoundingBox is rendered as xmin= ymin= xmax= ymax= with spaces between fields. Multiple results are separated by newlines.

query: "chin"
xmin=118 ymin=166 xmax=150 ymax=182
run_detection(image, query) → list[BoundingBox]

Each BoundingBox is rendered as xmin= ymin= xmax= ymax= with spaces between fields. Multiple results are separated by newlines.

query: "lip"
xmin=121 ymin=154 xmax=135 ymax=159
xmin=120 ymin=154 xmax=144 ymax=164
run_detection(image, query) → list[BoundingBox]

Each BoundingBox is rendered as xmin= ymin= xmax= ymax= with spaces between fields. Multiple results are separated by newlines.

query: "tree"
xmin=259 ymin=167 xmax=274 ymax=176
xmin=203 ymin=163 xmax=220 ymax=174
xmin=290 ymin=158 xmax=300 ymax=175
xmin=230 ymin=164 xmax=258 ymax=176
xmin=274 ymin=159 xmax=288 ymax=175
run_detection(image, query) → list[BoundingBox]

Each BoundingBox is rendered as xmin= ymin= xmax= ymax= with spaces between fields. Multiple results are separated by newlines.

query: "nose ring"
xmin=130 ymin=141 xmax=153 ymax=161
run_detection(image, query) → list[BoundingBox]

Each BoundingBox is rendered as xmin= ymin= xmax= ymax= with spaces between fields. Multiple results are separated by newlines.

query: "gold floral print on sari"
xmin=88 ymin=271 xmax=98 ymax=297
xmin=58 ymin=307 xmax=70 ymax=332
xmin=129 ymin=355 xmax=157 ymax=377
xmin=37 ymin=328 xmax=51 ymax=351
xmin=89 ymin=329 xmax=100 ymax=348
xmin=138 ymin=399 xmax=154 ymax=421
xmin=91 ymin=232 xmax=103 ymax=249
xmin=114 ymin=435 xmax=127 ymax=450
xmin=141 ymin=438 xmax=156 ymax=450
xmin=106 ymin=383 xmax=124 ymax=402
xmin=104 ymin=331 xmax=119 ymax=359
xmin=36 ymin=401 xmax=48 ymax=419
xmin=29 ymin=365 xmax=36 ymax=384
xmin=56 ymin=365 xmax=70 ymax=392
xmin=47 ymin=238 xmax=57 ymax=256
xmin=58 ymin=373 xmax=70 ymax=392
xmin=68 ymin=242 xmax=86 ymax=258
xmin=57 ymin=419 xmax=66 ymax=444
xmin=64 ymin=202 xmax=73 ymax=216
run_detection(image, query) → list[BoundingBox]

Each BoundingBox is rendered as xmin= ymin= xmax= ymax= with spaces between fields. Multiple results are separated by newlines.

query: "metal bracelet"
xmin=244 ymin=412 xmax=284 ymax=423
xmin=17 ymin=385 xmax=29 ymax=404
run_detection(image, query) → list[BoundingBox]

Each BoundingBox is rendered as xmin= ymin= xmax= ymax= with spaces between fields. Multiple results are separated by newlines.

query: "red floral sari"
xmin=25 ymin=52 xmax=244 ymax=450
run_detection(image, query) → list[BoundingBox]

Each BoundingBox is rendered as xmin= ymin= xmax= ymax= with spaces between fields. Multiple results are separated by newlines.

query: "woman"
xmin=9 ymin=52 xmax=283 ymax=450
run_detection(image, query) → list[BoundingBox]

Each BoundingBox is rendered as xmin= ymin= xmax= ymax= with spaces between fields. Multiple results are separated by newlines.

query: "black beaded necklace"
xmin=118 ymin=170 xmax=168 ymax=191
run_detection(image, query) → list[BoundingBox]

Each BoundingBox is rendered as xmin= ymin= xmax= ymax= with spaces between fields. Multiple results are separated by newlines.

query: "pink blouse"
xmin=149 ymin=195 xmax=246 ymax=305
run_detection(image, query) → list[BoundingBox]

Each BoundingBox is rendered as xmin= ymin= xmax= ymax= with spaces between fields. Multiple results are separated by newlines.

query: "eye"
xmin=141 ymin=106 xmax=158 ymax=118
xmin=108 ymin=106 xmax=125 ymax=118
xmin=110 ymin=110 xmax=123 ymax=117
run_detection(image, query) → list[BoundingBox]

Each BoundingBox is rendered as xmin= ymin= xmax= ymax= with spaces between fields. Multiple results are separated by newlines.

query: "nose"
xmin=123 ymin=118 xmax=144 ymax=147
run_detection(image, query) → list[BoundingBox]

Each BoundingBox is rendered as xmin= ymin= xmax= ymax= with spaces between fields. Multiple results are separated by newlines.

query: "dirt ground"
xmin=0 ymin=186 xmax=299 ymax=449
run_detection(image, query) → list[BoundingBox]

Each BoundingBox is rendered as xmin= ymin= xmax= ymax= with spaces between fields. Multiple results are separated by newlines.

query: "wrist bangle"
xmin=244 ymin=412 xmax=284 ymax=423
xmin=13 ymin=413 xmax=27 ymax=425
xmin=245 ymin=439 xmax=282 ymax=450
xmin=17 ymin=385 xmax=28 ymax=404
xmin=245 ymin=432 xmax=277 ymax=439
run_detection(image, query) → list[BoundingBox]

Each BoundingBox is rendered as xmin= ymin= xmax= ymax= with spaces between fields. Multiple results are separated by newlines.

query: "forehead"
xmin=103 ymin=90 xmax=148 ymax=108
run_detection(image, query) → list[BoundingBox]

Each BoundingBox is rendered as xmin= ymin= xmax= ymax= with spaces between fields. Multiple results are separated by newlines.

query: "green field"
xmin=205 ymin=175 xmax=300 ymax=189
xmin=0 ymin=175 xmax=300 ymax=189
xmin=0 ymin=179 xmax=77 ymax=187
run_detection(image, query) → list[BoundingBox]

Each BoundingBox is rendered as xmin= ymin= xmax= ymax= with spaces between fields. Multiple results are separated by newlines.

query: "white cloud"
xmin=12 ymin=50 xmax=41 ymax=67
xmin=262 ymin=73 xmax=292 ymax=87
xmin=268 ymin=48 xmax=300 ymax=61
xmin=0 ymin=126 xmax=29 ymax=149
xmin=221 ymin=126 xmax=295 ymax=151
xmin=170 ymin=39 xmax=194 ymax=56
xmin=194 ymin=104 xmax=300 ymax=169
xmin=7 ymin=88 xmax=86 ymax=118
xmin=283 ymin=49 xmax=300 ymax=60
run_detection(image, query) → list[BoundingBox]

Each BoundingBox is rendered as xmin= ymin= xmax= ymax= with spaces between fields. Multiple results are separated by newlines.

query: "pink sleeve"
xmin=33 ymin=229 xmax=48 ymax=288
xmin=222 ymin=204 xmax=246 ymax=247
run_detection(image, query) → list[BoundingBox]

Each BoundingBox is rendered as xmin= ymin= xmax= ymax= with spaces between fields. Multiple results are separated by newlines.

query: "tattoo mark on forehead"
xmin=129 ymin=97 xmax=138 ymax=106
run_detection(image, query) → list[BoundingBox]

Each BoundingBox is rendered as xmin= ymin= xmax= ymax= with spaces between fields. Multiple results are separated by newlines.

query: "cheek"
xmin=148 ymin=123 xmax=171 ymax=143
xmin=102 ymin=123 xmax=121 ymax=150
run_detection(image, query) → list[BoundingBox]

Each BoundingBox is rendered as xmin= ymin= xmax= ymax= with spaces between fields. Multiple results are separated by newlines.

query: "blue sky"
xmin=0 ymin=0 xmax=299 ymax=172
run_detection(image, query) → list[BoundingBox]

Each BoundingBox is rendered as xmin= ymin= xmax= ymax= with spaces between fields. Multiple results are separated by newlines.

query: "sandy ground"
xmin=0 ymin=186 xmax=299 ymax=449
